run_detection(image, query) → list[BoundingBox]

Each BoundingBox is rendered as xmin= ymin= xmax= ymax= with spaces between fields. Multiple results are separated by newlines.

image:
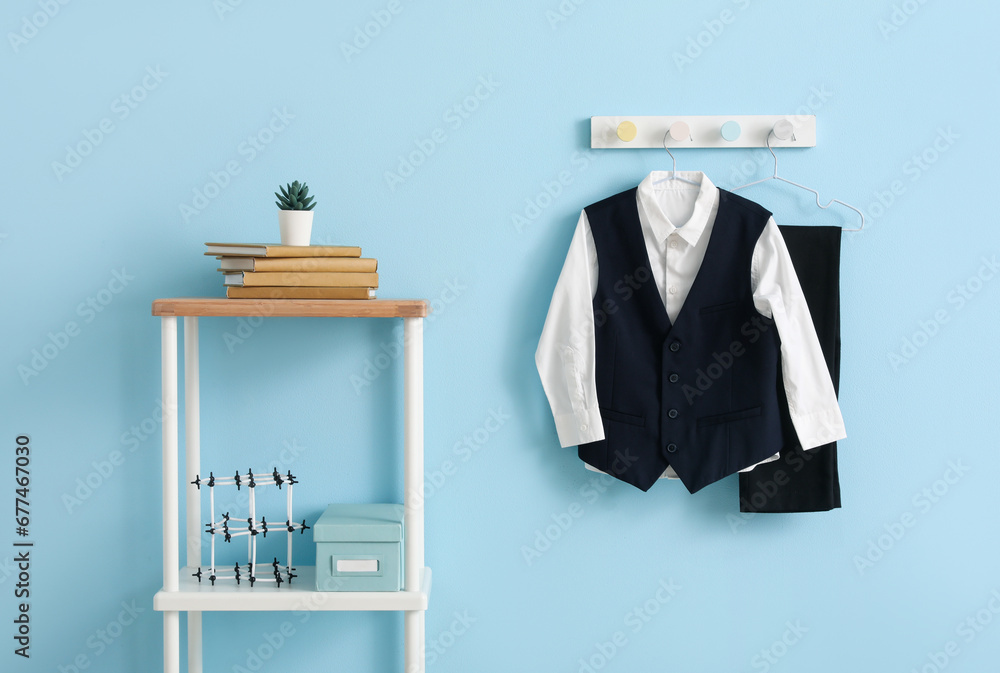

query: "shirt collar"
xmin=636 ymin=171 xmax=719 ymax=246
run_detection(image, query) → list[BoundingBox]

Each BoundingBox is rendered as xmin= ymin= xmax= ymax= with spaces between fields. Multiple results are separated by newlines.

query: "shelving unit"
xmin=152 ymin=298 xmax=430 ymax=673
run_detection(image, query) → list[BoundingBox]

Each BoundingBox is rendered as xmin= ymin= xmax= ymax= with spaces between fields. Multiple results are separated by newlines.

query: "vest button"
xmin=669 ymin=373 xmax=679 ymax=383
xmin=667 ymin=409 xmax=678 ymax=419
xmin=666 ymin=443 xmax=678 ymax=453
xmin=669 ymin=342 xmax=681 ymax=352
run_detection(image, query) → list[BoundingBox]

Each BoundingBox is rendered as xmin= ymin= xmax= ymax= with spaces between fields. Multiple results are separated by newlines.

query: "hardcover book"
xmin=222 ymin=271 xmax=379 ymax=288
xmin=205 ymin=243 xmax=362 ymax=258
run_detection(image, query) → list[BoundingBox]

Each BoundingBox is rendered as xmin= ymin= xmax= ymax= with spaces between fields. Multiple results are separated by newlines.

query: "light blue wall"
xmin=3 ymin=1 xmax=999 ymax=671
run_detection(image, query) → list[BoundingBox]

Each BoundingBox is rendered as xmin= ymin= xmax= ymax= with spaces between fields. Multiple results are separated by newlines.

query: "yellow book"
xmin=217 ymin=257 xmax=377 ymax=273
xmin=223 ymin=271 xmax=379 ymax=288
xmin=226 ymin=286 xmax=375 ymax=299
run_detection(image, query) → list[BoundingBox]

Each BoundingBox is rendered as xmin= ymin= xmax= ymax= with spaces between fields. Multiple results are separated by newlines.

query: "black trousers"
xmin=738 ymin=226 xmax=842 ymax=512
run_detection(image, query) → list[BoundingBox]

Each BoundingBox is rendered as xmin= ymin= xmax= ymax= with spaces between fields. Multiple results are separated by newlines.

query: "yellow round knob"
xmin=617 ymin=121 xmax=637 ymax=142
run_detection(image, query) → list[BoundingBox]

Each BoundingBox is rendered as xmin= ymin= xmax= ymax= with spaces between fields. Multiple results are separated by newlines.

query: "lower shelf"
xmin=154 ymin=566 xmax=431 ymax=612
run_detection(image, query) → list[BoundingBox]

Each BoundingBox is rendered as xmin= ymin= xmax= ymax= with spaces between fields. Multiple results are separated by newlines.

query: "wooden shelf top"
xmin=152 ymin=298 xmax=428 ymax=318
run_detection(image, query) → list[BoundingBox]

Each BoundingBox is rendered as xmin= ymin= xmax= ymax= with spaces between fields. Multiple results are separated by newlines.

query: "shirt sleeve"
xmin=535 ymin=210 xmax=605 ymax=447
xmin=751 ymin=218 xmax=846 ymax=449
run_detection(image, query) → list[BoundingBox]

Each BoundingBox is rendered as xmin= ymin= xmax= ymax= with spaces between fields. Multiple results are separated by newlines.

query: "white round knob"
xmin=772 ymin=120 xmax=795 ymax=141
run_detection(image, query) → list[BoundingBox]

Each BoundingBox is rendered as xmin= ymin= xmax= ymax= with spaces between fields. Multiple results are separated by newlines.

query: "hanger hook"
xmin=663 ymin=129 xmax=677 ymax=175
xmin=661 ymin=130 xmax=678 ymax=175
xmin=765 ymin=132 xmax=779 ymax=178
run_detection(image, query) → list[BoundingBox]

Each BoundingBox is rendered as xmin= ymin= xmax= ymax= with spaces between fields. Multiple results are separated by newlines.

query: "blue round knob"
xmin=721 ymin=121 xmax=741 ymax=142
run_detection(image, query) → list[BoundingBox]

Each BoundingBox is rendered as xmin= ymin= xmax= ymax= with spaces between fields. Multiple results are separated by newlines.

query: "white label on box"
xmin=337 ymin=559 xmax=379 ymax=573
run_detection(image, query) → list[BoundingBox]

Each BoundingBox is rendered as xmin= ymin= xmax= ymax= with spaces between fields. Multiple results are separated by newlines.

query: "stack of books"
xmin=205 ymin=243 xmax=378 ymax=299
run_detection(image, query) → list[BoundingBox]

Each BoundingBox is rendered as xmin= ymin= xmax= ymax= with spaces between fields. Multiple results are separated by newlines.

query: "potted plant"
xmin=275 ymin=180 xmax=317 ymax=246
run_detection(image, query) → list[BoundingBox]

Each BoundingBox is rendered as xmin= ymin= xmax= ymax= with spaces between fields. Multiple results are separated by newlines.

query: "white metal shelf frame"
xmin=154 ymin=300 xmax=428 ymax=673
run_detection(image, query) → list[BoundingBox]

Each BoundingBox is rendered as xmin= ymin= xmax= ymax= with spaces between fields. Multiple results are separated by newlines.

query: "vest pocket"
xmin=600 ymin=407 xmax=645 ymax=427
xmin=699 ymin=300 xmax=740 ymax=314
xmin=696 ymin=406 xmax=761 ymax=427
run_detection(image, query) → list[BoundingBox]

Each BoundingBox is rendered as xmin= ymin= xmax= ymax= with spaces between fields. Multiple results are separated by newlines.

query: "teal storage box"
xmin=314 ymin=503 xmax=404 ymax=592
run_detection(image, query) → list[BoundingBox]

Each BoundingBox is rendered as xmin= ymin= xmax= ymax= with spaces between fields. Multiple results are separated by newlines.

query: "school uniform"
xmin=536 ymin=172 xmax=845 ymax=493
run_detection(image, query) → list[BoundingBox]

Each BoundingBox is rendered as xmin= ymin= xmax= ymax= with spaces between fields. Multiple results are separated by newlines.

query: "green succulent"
xmin=274 ymin=181 xmax=316 ymax=211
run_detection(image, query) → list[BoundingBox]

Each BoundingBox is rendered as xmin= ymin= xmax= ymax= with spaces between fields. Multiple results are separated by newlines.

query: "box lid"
xmin=313 ymin=503 xmax=404 ymax=543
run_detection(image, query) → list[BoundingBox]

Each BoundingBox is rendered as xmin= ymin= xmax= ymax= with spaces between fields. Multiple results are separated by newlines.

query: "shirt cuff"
xmin=789 ymin=405 xmax=847 ymax=450
xmin=554 ymin=408 xmax=605 ymax=448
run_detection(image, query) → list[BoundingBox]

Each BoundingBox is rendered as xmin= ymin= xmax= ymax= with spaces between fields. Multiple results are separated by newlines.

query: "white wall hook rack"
xmin=591 ymin=115 xmax=816 ymax=149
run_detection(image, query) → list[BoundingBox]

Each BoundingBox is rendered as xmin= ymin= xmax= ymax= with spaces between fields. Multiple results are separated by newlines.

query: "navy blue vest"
xmin=579 ymin=187 xmax=784 ymax=493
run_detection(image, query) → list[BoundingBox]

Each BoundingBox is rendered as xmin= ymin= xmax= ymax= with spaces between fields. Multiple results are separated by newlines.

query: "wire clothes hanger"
xmin=731 ymin=127 xmax=865 ymax=232
xmin=652 ymin=123 xmax=702 ymax=187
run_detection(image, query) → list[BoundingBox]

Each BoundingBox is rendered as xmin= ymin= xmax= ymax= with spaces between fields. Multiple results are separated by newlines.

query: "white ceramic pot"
xmin=278 ymin=210 xmax=314 ymax=246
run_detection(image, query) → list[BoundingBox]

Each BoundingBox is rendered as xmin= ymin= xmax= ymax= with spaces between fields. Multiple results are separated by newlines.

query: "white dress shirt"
xmin=535 ymin=171 xmax=846 ymax=480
